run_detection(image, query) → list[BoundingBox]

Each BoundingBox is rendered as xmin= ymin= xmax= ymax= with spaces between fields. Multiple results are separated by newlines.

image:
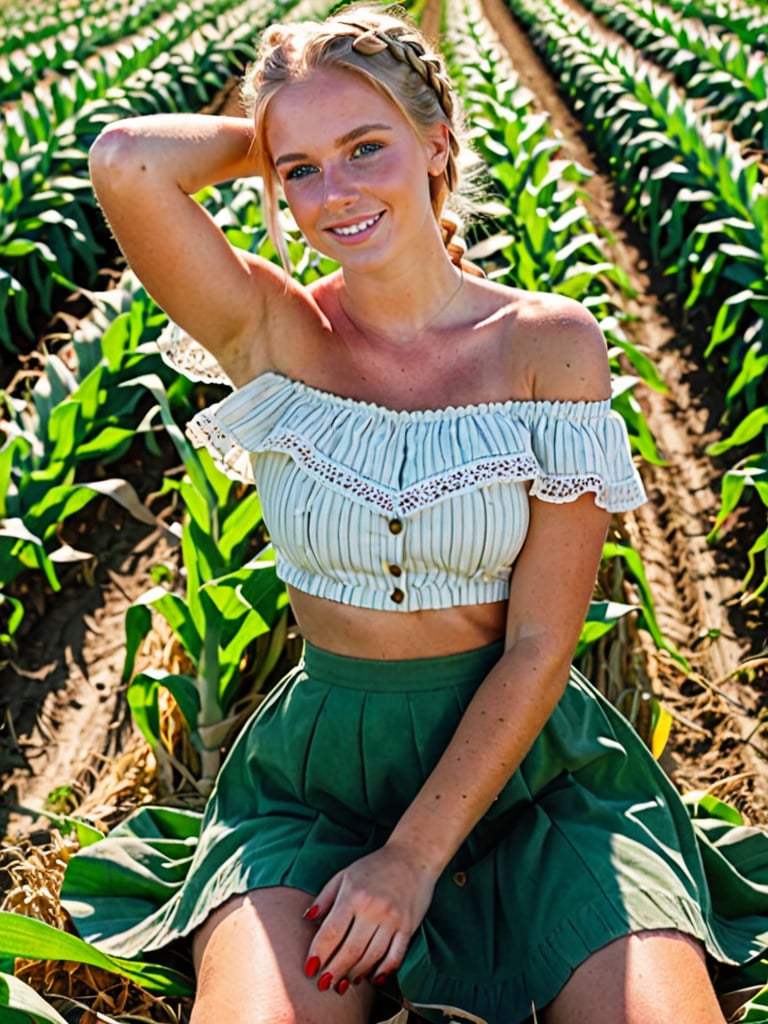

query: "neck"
xmin=338 ymin=260 xmax=465 ymax=347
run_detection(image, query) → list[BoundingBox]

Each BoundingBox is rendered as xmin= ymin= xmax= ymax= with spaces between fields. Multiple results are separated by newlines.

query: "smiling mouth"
xmin=329 ymin=212 xmax=383 ymax=237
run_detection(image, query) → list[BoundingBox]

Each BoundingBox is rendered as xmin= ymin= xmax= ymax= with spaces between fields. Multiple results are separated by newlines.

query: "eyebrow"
xmin=274 ymin=123 xmax=393 ymax=167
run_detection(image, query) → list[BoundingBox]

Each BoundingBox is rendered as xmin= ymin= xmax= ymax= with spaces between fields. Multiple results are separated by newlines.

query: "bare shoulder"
xmin=504 ymin=289 xmax=611 ymax=403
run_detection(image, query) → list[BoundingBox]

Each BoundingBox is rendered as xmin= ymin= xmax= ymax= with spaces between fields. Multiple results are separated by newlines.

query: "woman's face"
xmin=265 ymin=67 xmax=449 ymax=275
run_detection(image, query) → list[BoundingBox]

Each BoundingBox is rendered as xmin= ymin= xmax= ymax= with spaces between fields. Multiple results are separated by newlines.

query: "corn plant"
xmin=0 ymin=0 xmax=283 ymax=352
xmin=581 ymin=0 xmax=768 ymax=150
xmin=664 ymin=0 xmax=768 ymax=51
xmin=122 ymin=432 xmax=289 ymax=796
xmin=0 ymin=0 xmax=224 ymax=103
xmin=0 ymin=276 xmax=187 ymax=590
xmin=505 ymin=0 xmax=768 ymax=598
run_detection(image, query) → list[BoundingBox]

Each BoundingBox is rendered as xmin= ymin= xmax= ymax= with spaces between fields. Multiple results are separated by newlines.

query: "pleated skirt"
xmin=62 ymin=641 xmax=768 ymax=1024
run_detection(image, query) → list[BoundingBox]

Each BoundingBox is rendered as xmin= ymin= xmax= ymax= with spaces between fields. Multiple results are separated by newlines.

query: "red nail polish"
xmin=303 ymin=904 xmax=320 ymax=921
xmin=318 ymin=971 xmax=333 ymax=991
xmin=353 ymin=973 xmax=366 ymax=985
xmin=336 ymin=978 xmax=350 ymax=995
xmin=374 ymin=973 xmax=388 ymax=986
xmin=304 ymin=955 xmax=320 ymax=978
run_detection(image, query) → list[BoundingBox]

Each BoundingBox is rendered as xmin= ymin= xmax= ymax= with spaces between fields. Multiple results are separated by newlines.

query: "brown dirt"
xmin=2 ymin=0 xmax=767 ymax=843
xmin=0 ymin=507 xmax=176 ymax=836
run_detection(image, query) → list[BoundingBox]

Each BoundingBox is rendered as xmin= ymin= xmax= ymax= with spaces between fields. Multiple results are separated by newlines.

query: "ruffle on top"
xmin=183 ymin=370 xmax=646 ymax=515
xmin=159 ymin=319 xmax=646 ymax=515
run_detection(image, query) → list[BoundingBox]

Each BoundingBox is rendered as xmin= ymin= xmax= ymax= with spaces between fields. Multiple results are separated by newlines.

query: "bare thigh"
xmin=190 ymin=886 xmax=375 ymax=1024
xmin=541 ymin=930 xmax=726 ymax=1024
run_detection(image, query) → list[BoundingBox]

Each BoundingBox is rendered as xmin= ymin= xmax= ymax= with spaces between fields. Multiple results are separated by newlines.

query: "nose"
xmin=322 ymin=164 xmax=358 ymax=211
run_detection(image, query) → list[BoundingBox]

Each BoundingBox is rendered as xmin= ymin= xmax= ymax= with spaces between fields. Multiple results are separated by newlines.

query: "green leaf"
xmin=708 ymin=468 xmax=750 ymax=541
xmin=602 ymin=541 xmax=688 ymax=669
xmin=0 ymin=971 xmax=69 ymax=1024
xmin=611 ymin=389 xmax=667 ymax=466
xmin=122 ymin=374 xmax=214 ymax=506
xmin=683 ymin=791 xmax=744 ymax=826
xmin=740 ymin=983 xmax=768 ymax=1022
xmin=0 ymin=593 xmax=24 ymax=643
xmin=706 ymin=407 xmax=768 ymax=456
xmin=576 ymin=599 xmax=638 ymax=656
xmin=122 ymin=602 xmax=153 ymax=684
xmin=609 ymin=337 xmax=668 ymax=394
xmin=128 ymin=670 xmax=200 ymax=745
xmin=14 ymin=808 xmax=105 ymax=848
xmin=217 ymin=490 xmax=263 ymax=563
xmin=744 ymin=524 xmax=768 ymax=598
xmin=0 ymin=914 xmax=193 ymax=995
xmin=125 ymin=587 xmax=201 ymax=679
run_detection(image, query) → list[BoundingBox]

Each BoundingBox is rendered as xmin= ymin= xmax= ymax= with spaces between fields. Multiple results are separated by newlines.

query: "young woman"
xmin=77 ymin=5 xmax=767 ymax=1022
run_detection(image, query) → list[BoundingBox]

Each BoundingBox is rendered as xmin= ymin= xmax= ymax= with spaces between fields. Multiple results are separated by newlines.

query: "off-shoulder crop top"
xmin=184 ymin=368 xmax=647 ymax=612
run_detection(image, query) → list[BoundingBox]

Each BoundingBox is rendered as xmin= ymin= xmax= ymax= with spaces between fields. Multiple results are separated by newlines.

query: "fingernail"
xmin=303 ymin=904 xmax=320 ymax=921
xmin=304 ymin=955 xmax=320 ymax=978
xmin=354 ymin=973 xmax=366 ymax=985
xmin=336 ymin=978 xmax=350 ymax=995
xmin=318 ymin=971 xmax=333 ymax=991
xmin=374 ymin=973 xmax=388 ymax=986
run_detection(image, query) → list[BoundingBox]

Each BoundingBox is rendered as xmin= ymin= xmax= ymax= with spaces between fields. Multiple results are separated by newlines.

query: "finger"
xmin=364 ymin=929 xmax=410 ymax=986
xmin=305 ymin=898 xmax=356 ymax=978
xmin=317 ymin=918 xmax=385 ymax=991
xmin=302 ymin=873 xmax=342 ymax=923
xmin=342 ymin=926 xmax=394 ymax=987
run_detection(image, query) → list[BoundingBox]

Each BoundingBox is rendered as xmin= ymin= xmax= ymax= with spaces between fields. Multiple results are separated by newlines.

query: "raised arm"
xmin=89 ymin=114 xmax=298 ymax=383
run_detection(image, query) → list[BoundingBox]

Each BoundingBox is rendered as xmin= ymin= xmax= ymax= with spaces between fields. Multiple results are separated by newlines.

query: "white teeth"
xmin=332 ymin=214 xmax=380 ymax=236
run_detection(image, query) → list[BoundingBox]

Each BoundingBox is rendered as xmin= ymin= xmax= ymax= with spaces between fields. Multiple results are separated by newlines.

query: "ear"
xmin=425 ymin=121 xmax=451 ymax=177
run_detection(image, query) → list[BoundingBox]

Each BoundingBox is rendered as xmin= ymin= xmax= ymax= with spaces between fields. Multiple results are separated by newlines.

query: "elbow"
xmin=504 ymin=630 xmax=575 ymax=688
xmin=89 ymin=124 xmax=139 ymax=190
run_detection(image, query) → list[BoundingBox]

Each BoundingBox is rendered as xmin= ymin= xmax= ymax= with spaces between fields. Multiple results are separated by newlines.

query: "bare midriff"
xmin=288 ymin=586 xmax=508 ymax=660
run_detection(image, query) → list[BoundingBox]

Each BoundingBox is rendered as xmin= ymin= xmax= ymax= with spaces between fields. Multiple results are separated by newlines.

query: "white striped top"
xmin=186 ymin=371 xmax=646 ymax=611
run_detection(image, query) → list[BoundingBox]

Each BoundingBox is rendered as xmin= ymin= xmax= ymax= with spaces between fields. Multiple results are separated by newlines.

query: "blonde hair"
xmin=241 ymin=3 xmax=476 ymax=270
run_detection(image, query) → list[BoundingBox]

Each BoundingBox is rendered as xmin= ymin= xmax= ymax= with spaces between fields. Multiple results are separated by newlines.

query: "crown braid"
xmin=343 ymin=23 xmax=455 ymax=121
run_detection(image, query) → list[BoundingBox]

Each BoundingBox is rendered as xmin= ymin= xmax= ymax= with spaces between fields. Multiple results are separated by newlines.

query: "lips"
xmin=328 ymin=212 xmax=383 ymax=237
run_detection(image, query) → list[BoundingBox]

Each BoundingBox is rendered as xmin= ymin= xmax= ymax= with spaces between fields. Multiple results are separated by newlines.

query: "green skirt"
xmin=62 ymin=641 xmax=768 ymax=1023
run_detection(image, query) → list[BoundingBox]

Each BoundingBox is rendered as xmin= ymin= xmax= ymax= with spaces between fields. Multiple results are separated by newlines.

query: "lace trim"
xmin=186 ymin=413 xmax=255 ymax=484
xmin=262 ymin=431 xmax=540 ymax=515
xmin=530 ymin=473 xmax=646 ymax=512
xmin=157 ymin=322 xmax=233 ymax=386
